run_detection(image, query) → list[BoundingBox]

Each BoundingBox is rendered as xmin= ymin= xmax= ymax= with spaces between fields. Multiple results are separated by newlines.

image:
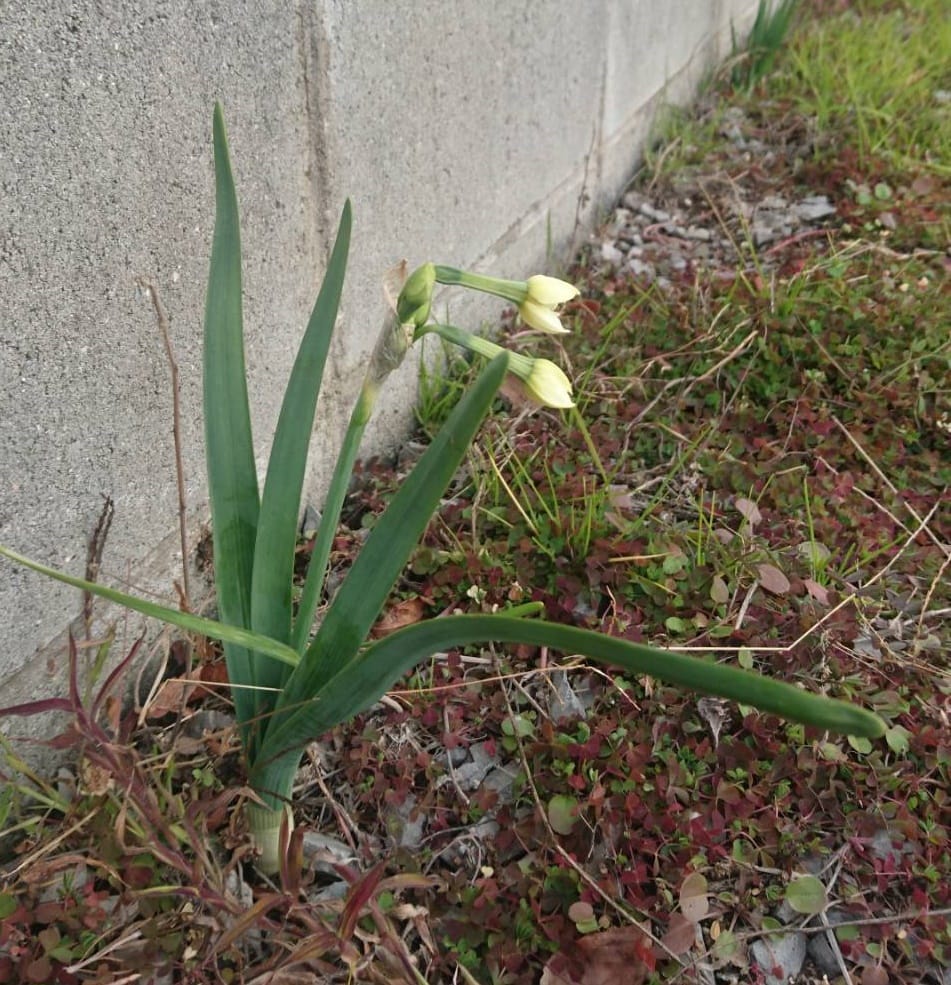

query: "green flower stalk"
xmin=425 ymin=322 xmax=574 ymax=408
xmin=430 ymin=266 xmax=579 ymax=334
xmin=290 ymin=262 xmax=413 ymax=658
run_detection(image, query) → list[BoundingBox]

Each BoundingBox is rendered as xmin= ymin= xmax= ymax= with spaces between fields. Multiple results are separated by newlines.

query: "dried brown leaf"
xmin=371 ymin=597 xmax=426 ymax=637
xmin=679 ymin=871 xmax=709 ymax=923
xmin=145 ymin=674 xmax=195 ymax=719
xmin=568 ymin=901 xmax=595 ymax=924
xmin=803 ymin=578 xmax=830 ymax=605
xmin=710 ymin=575 xmax=730 ymax=605
xmin=661 ymin=912 xmax=697 ymax=956
xmin=735 ymin=497 xmax=762 ymax=526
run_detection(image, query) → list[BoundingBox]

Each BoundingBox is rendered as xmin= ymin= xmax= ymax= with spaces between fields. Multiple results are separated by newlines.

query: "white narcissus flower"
xmin=518 ymin=275 xmax=579 ymax=335
xmin=521 ymin=358 xmax=574 ymax=408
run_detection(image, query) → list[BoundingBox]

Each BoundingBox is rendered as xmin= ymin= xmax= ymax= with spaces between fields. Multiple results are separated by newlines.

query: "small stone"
xmin=299 ymin=504 xmax=321 ymax=539
xmin=386 ymin=793 xmax=426 ymax=849
xmin=547 ymin=669 xmax=585 ymax=723
xmin=302 ymin=830 xmax=358 ymax=871
xmin=683 ymin=225 xmax=712 ymax=241
xmin=794 ymin=196 xmax=837 ymax=222
xmin=750 ymin=932 xmax=807 ymax=985
xmin=223 ymin=871 xmax=263 ymax=956
xmin=471 ymin=817 xmax=501 ymax=843
xmin=720 ymin=123 xmax=745 ymax=144
xmin=453 ymin=741 xmax=499 ymax=791
xmin=628 ymin=258 xmax=654 ymax=278
xmin=638 ymin=202 xmax=671 ymax=222
xmin=444 ymin=745 xmax=468 ymax=768
xmin=806 ymin=909 xmax=852 ymax=977
xmin=605 ymin=207 xmax=633 ymax=235
xmin=480 ymin=764 xmax=518 ymax=802
xmin=184 ymin=708 xmax=235 ymax=738
xmin=808 ymin=929 xmax=842 ymax=978
xmin=600 ymin=242 xmax=624 ymax=266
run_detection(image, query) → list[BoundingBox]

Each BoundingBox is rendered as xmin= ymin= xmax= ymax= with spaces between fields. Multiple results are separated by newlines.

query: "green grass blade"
xmin=255 ymin=613 xmax=884 ymax=776
xmin=205 ymin=104 xmax=261 ymax=736
xmin=0 ymin=545 xmax=299 ymax=668
xmin=272 ymin=353 xmax=510 ymax=723
xmin=250 ymin=202 xmax=351 ymax=689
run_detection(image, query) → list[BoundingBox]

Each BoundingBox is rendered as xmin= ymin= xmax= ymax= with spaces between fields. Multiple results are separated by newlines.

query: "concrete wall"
xmin=0 ymin=1 xmax=756 ymax=737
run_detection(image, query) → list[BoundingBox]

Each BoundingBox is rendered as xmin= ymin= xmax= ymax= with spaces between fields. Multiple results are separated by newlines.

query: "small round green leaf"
xmin=885 ymin=725 xmax=911 ymax=755
xmin=786 ymin=874 xmax=828 ymax=915
xmin=548 ymin=794 xmax=579 ymax=835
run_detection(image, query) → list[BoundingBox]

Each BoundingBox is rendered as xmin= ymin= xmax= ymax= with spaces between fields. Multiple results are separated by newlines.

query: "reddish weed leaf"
xmin=757 ymin=563 xmax=790 ymax=595
xmin=662 ymin=912 xmax=697 ymax=956
xmin=544 ymin=925 xmax=653 ymax=984
xmin=861 ymin=967 xmax=889 ymax=985
xmin=803 ymin=578 xmax=830 ymax=605
xmin=23 ymin=955 xmax=52 ymax=984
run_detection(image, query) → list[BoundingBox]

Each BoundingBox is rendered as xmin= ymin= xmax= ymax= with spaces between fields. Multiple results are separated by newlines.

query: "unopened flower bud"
xmin=396 ymin=262 xmax=436 ymax=328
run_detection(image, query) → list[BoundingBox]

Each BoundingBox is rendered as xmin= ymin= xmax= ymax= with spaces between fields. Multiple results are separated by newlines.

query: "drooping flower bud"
xmin=518 ymin=275 xmax=579 ymax=334
xmin=423 ymin=322 xmax=574 ymax=410
xmin=521 ymin=357 xmax=574 ymax=407
xmin=431 ymin=266 xmax=579 ymax=335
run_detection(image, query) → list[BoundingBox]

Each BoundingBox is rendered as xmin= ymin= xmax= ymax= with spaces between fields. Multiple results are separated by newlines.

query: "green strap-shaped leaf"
xmin=250 ymin=202 xmax=351 ymax=690
xmin=0 ymin=545 xmax=299 ymax=668
xmin=270 ymin=353 xmax=510 ymax=730
xmin=205 ymin=104 xmax=262 ymax=740
xmin=252 ymin=612 xmax=885 ymax=797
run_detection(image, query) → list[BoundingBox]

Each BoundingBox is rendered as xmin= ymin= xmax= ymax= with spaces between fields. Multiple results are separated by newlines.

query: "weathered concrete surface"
xmin=0 ymin=1 xmax=757 ymax=743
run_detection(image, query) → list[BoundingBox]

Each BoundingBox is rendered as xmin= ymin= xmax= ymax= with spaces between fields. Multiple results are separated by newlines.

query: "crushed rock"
xmin=593 ymin=106 xmax=840 ymax=285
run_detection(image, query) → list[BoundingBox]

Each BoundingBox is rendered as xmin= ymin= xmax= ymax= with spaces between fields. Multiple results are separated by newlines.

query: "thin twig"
xmin=139 ymin=277 xmax=192 ymax=606
xmin=916 ymin=549 xmax=951 ymax=644
xmin=83 ymin=495 xmax=114 ymax=638
xmin=862 ymin=498 xmax=944 ymax=590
